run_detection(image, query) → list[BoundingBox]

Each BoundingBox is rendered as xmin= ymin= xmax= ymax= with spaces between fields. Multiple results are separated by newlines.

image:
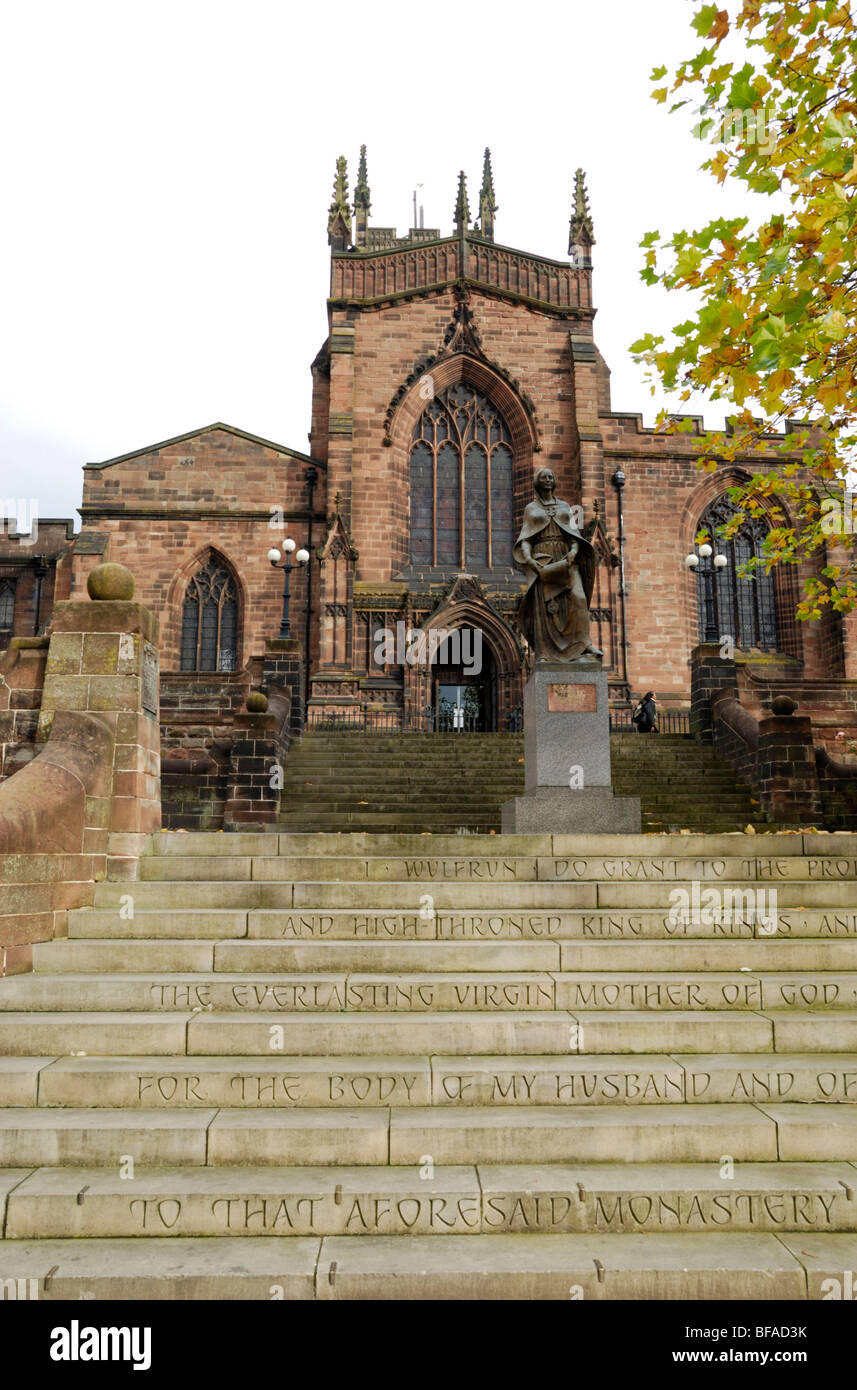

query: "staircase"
xmin=610 ymin=734 xmax=770 ymax=833
xmin=279 ymin=732 xmax=770 ymax=834
xmin=1 ymin=829 xmax=857 ymax=1299
xmin=279 ymin=732 xmax=526 ymax=833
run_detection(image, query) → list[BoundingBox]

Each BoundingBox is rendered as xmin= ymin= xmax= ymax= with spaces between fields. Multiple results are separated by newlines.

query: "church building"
xmin=2 ymin=148 xmax=854 ymax=746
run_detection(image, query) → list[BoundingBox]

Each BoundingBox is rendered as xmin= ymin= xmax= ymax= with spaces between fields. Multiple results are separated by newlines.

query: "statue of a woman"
xmin=514 ymin=468 xmax=601 ymax=662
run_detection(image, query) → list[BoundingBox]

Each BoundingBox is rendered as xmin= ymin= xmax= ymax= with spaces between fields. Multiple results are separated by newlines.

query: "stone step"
xmin=557 ymin=941 xmax=857 ymax=970
xmin=39 ymin=935 xmax=857 ymax=974
xmin=137 ymin=851 xmax=857 ymax=883
xmin=181 ymin=1010 xmax=784 ymax=1055
xmin=8 ymin=1053 xmax=857 ymax=1109
xmin=307 ymin=1231 xmax=848 ymax=1299
xmin=0 ymin=1235 xmax=319 ymax=1298
xmin=273 ymin=799 xmax=510 ymax=812
xmin=6 ymin=1005 xmax=852 ymax=1056
xmin=14 ymin=1056 xmax=434 ymax=1109
xmin=5 ymin=1161 xmax=857 ymax=1238
xmin=18 ymin=1101 xmax=816 ymax=1165
xmin=386 ymin=1103 xmax=857 ymax=1165
xmin=151 ymin=832 xmax=553 ymax=856
xmin=3 ymin=1230 xmax=848 ymax=1298
xmin=69 ymin=908 xmax=251 ymax=939
xmin=69 ymin=904 xmax=857 ymax=943
xmin=89 ymin=878 xmax=857 ymax=911
xmin=7 ymin=970 xmax=857 ymax=1013
xmin=35 ymin=938 xmax=564 ymax=973
xmin=0 ymin=1109 xmax=214 ymax=1166
xmin=277 ymin=816 xmax=507 ymax=832
xmin=0 ymin=1060 xmax=51 ymax=1105
xmin=143 ymin=830 xmax=848 ymax=858
xmin=0 ymin=1013 xmax=193 ymax=1056
xmin=0 ymin=972 xmax=561 ymax=1012
xmin=555 ymin=972 xmax=857 ymax=1012
xmin=3 ymin=1102 xmax=835 ymax=1166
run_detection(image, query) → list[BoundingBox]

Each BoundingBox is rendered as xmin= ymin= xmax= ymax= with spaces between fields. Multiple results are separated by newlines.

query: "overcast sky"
xmin=0 ymin=0 xmax=767 ymax=524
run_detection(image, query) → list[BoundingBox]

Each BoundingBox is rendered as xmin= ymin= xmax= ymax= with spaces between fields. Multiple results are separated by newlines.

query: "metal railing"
xmin=306 ymin=705 xmax=689 ymax=735
xmin=609 ymin=709 xmax=691 ymax=735
xmin=306 ymin=705 xmax=523 ymax=734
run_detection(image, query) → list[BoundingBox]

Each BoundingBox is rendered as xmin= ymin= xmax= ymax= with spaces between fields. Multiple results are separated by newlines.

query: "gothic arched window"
xmin=696 ymin=497 xmax=780 ymax=651
xmin=180 ymin=558 xmax=239 ymax=671
xmin=409 ymin=383 xmax=515 ymax=569
xmin=0 ymin=580 xmax=15 ymax=629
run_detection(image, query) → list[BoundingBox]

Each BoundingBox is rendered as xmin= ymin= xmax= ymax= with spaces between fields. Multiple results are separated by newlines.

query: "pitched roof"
xmin=85 ymin=422 xmax=325 ymax=471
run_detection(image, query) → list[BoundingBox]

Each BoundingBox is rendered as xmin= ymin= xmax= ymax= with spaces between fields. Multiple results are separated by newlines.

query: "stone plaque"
xmin=547 ymin=683 xmax=597 ymax=713
xmin=142 ymin=641 xmax=159 ymax=718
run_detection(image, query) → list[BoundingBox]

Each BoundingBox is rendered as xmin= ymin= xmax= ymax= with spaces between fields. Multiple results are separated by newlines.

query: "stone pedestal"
xmin=41 ymin=597 xmax=162 ymax=873
xmin=501 ymin=662 xmax=640 ymax=833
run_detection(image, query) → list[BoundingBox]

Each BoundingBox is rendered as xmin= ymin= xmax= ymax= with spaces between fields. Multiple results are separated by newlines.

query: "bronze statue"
xmin=514 ymin=468 xmax=601 ymax=662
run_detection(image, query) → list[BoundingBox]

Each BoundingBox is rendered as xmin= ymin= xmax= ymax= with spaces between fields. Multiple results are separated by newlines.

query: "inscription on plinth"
xmin=547 ymin=683 xmax=597 ymax=713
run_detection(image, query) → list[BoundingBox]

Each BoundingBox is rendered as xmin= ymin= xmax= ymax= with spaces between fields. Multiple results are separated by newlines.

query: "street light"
xmin=610 ymin=467 xmax=630 ymax=699
xmin=268 ymin=538 xmax=310 ymax=640
xmin=685 ymin=544 xmax=728 ymax=641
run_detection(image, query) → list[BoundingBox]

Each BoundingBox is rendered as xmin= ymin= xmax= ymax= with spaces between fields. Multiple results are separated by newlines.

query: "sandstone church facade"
xmin=2 ymin=149 xmax=854 ymax=743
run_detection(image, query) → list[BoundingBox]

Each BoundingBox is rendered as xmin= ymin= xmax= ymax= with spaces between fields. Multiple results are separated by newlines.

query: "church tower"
xmin=308 ymin=149 xmax=619 ymax=729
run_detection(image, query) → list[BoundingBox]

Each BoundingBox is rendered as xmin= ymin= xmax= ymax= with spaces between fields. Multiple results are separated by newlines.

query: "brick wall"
xmin=73 ymin=426 xmax=325 ymax=673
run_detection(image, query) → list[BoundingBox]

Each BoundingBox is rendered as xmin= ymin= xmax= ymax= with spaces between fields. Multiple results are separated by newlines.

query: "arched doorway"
xmin=432 ymin=627 xmax=497 ymax=730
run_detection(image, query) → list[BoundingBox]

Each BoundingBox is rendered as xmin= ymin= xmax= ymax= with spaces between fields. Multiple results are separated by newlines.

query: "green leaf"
xmin=692 ymin=4 xmax=719 ymax=39
xmin=728 ymin=63 xmax=759 ymax=112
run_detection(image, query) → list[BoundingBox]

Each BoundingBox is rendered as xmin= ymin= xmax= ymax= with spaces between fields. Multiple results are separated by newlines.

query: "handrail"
xmin=816 ymin=745 xmax=857 ymax=781
xmin=712 ymin=694 xmax=760 ymax=752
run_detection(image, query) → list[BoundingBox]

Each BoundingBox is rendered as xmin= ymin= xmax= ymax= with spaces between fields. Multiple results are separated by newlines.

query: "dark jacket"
xmin=632 ymin=697 xmax=658 ymax=733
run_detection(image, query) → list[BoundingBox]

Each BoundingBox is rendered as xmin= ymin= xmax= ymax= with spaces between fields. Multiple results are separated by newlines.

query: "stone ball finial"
xmin=246 ymin=691 xmax=269 ymax=713
xmin=87 ymin=562 xmax=135 ymax=601
xmin=770 ymin=695 xmax=797 ymax=716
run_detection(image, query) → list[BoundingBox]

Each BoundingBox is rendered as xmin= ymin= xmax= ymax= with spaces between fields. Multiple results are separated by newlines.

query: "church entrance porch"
xmin=433 ymin=626 xmax=496 ymax=732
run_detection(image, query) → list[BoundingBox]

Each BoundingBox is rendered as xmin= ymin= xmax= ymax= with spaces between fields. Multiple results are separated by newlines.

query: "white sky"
xmin=0 ymin=0 xmax=769 ymax=524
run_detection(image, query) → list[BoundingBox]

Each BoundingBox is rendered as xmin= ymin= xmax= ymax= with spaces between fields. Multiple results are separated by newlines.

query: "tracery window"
xmin=696 ymin=497 xmax=780 ymax=651
xmin=410 ymin=383 xmax=515 ymax=568
xmin=180 ymin=559 xmax=238 ymax=671
xmin=0 ymin=580 xmax=15 ymax=629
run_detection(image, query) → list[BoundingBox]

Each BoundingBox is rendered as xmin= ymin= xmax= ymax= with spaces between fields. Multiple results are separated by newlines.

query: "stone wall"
xmin=72 ymin=424 xmax=324 ymax=674
xmin=693 ymin=647 xmax=857 ymax=828
xmin=0 ymin=519 xmax=75 ymax=652
xmin=158 ymin=638 xmax=303 ymax=830
xmin=0 ymin=568 xmax=161 ymax=974
xmin=159 ymin=671 xmax=248 ymax=830
xmin=0 ymin=637 xmax=48 ymax=783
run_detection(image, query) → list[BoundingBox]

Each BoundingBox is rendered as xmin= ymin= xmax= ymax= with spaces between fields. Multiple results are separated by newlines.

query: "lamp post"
xmin=610 ymin=467 xmax=630 ymax=699
xmin=32 ymin=555 xmax=48 ymax=636
xmin=685 ymin=543 xmax=727 ymax=642
xmin=302 ymin=467 xmax=318 ymax=717
xmin=268 ymin=539 xmax=309 ymax=640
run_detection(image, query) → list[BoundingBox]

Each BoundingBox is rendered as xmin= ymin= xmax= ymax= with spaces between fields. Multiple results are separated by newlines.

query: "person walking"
xmin=632 ymin=691 xmax=658 ymax=733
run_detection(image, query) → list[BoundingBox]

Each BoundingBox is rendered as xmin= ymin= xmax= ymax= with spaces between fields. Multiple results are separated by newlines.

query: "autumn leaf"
xmin=634 ymin=0 xmax=857 ymax=619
